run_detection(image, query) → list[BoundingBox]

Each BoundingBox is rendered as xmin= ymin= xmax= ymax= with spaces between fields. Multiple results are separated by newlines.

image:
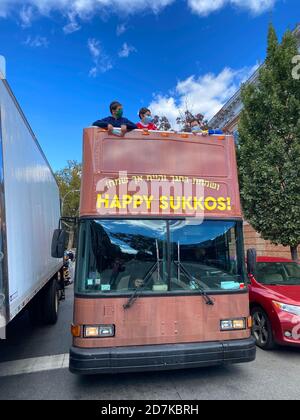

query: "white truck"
xmin=0 ymin=56 xmax=64 ymax=339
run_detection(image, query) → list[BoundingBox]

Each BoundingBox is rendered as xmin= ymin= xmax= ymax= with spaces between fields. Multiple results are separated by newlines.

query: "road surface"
xmin=0 ymin=285 xmax=299 ymax=400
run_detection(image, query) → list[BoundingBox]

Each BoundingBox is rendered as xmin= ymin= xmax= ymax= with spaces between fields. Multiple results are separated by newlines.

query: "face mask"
xmin=115 ymin=109 xmax=123 ymax=119
xmin=112 ymin=129 xmax=122 ymax=137
xmin=144 ymin=115 xmax=153 ymax=124
xmin=192 ymin=125 xmax=201 ymax=133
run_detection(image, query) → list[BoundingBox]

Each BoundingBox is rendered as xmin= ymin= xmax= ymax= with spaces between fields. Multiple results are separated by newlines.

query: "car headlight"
xmin=273 ymin=301 xmax=300 ymax=317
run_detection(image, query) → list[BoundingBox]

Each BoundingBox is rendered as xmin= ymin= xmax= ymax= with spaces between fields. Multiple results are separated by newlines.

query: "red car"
xmin=248 ymin=256 xmax=300 ymax=350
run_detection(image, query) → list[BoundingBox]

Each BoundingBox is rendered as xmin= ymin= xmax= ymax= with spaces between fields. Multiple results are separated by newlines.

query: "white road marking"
xmin=0 ymin=353 xmax=69 ymax=378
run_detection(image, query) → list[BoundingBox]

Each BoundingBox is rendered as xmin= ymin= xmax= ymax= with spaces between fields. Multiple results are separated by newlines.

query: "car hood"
xmin=264 ymin=285 xmax=300 ymax=304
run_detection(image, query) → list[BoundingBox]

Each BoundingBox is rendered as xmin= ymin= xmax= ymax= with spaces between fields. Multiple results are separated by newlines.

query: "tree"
xmin=55 ymin=160 xmax=82 ymax=218
xmin=55 ymin=161 xmax=82 ymax=249
xmin=176 ymin=110 xmax=208 ymax=132
xmin=238 ymin=25 xmax=300 ymax=261
xmin=153 ymin=111 xmax=209 ymax=132
xmin=153 ymin=115 xmax=172 ymax=131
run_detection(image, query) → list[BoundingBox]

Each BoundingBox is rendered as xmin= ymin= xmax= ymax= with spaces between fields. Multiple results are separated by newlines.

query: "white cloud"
xmin=149 ymin=96 xmax=180 ymax=128
xmin=89 ymin=66 xmax=98 ymax=78
xmin=0 ymin=1 xmax=176 ymax=21
xmin=0 ymin=0 xmax=277 ymax=27
xmin=88 ymin=38 xmax=113 ymax=76
xmin=187 ymin=0 xmax=276 ymax=16
xmin=63 ymin=12 xmax=81 ymax=34
xmin=118 ymin=43 xmax=137 ymax=58
xmin=187 ymin=0 xmax=225 ymax=16
xmin=232 ymin=0 xmax=276 ymax=14
xmin=20 ymin=5 xmax=35 ymax=27
xmin=88 ymin=38 xmax=101 ymax=59
xmin=23 ymin=35 xmax=49 ymax=48
xmin=149 ymin=65 xmax=258 ymax=129
xmin=116 ymin=23 xmax=127 ymax=36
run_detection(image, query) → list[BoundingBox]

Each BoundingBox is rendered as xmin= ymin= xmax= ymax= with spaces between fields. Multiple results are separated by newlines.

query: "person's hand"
xmin=121 ymin=125 xmax=127 ymax=136
xmin=134 ymin=279 xmax=144 ymax=288
xmin=107 ymin=124 xmax=114 ymax=133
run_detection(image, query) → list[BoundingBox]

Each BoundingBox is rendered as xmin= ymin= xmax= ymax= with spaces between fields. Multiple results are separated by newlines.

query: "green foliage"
xmin=176 ymin=111 xmax=208 ymax=132
xmin=153 ymin=111 xmax=208 ymax=132
xmin=55 ymin=160 xmax=82 ymax=217
xmin=153 ymin=115 xmax=172 ymax=131
xmin=238 ymin=25 xmax=300 ymax=256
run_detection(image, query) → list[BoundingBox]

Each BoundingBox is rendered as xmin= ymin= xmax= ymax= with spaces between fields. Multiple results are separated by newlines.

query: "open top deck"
xmin=80 ymin=129 xmax=242 ymax=219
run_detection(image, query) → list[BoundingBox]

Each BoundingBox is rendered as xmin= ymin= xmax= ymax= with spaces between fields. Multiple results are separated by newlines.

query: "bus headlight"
xmin=221 ymin=318 xmax=246 ymax=331
xmin=84 ymin=325 xmax=115 ymax=338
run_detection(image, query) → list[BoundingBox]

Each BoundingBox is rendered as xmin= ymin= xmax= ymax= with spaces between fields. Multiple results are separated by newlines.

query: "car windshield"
xmin=256 ymin=262 xmax=300 ymax=286
xmin=75 ymin=219 xmax=246 ymax=295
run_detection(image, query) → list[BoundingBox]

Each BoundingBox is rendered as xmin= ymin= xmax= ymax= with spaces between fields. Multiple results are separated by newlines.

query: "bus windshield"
xmin=75 ymin=219 xmax=246 ymax=295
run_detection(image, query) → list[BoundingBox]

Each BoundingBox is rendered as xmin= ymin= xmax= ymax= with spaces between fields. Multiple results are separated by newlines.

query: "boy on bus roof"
xmin=92 ymin=101 xmax=137 ymax=137
xmin=191 ymin=118 xmax=223 ymax=136
xmin=136 ymin=108 xmax=158 ymax=131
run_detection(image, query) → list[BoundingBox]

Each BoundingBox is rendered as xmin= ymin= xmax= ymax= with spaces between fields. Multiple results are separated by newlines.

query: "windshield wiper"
xmin=124 ymin=240 xmax=162 ymax=310
xmin=123 ymin=262 xmax=159 ymax=310
xmin=174 ymin=261 xmax=215 ymax=306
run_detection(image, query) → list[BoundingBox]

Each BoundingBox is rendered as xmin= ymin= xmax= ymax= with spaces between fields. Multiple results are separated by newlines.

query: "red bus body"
xmin=70 ymin=129 xmax=256 ymax=374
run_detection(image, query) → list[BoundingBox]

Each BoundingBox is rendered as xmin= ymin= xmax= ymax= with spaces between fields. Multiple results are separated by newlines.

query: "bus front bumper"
xmin=69 ymin=337 xmax=256 ymax=375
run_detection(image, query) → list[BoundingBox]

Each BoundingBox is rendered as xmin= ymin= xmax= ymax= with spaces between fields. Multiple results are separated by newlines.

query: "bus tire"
xmin=42 ymin=278 xmax=59 ymax=325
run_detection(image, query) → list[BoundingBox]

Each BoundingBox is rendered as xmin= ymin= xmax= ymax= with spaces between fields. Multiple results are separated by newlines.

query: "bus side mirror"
xmin=51 ymin=229 xmax=68 ymax=258
xmin=247 ymin=248 xmax=257 ymax=276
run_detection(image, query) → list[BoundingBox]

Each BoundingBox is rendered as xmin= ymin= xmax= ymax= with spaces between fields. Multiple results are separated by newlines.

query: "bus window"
xmin=169 ymin=220 xmax=243 ymax=291
xmin=76 ymin=219 xmax=169 ymax=294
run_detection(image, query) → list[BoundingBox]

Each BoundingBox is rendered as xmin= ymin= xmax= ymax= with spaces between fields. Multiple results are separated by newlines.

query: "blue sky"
xmin=0 ymin=0 xmax=298 ymax=170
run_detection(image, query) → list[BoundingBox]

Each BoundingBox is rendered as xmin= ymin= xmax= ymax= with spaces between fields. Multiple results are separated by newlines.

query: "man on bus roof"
xmin=92 ymin=101 xmax=137 ymax=137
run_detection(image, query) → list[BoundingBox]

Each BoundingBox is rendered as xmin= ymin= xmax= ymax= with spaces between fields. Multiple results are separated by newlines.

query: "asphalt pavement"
xmin=0 ymin=285 xmax=300 ymax=400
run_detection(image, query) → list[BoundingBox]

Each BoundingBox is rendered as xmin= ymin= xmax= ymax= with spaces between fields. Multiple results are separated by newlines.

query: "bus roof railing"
xmin=86 ymin=127 xmax=230 ymax=138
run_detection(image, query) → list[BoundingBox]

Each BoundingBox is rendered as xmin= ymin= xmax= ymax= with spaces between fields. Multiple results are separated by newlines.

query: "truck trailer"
xmin=0 ymin=56 xmax=64 ymax=340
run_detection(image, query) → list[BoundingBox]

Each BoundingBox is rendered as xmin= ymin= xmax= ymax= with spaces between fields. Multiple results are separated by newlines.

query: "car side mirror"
xmin=247 ymin=248 xmax=257 ymax=276
xmin=51 ymin=229 xmax=68 ymax=258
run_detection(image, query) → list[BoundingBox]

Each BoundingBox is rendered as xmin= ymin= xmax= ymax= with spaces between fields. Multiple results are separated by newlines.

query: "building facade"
xmin=209 ymin=24 xmax=300 ymax=134
xmin=209 ymin=24 xmax=300 ymax=259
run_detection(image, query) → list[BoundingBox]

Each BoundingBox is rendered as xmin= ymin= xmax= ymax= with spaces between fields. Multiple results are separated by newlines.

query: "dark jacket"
xmin=92 ymin=116 xmax=137 ymax=131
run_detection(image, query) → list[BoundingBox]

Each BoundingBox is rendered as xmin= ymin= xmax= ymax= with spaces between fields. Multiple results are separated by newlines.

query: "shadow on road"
xmin=77 ymin=364 xmax=241 ymax=385
xmin=0 ymin=285 xmax=73 ymax=362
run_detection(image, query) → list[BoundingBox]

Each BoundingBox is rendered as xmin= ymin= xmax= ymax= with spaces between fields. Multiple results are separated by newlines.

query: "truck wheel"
xmin=42 ymin=278 xmax=59 ymax=325
xmin=251 ymin=307 xmax=275 ymax=350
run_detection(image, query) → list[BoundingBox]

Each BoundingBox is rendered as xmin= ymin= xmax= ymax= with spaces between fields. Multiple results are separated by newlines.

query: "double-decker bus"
xmin=69 ymin=128 xmax=256 ymax=374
